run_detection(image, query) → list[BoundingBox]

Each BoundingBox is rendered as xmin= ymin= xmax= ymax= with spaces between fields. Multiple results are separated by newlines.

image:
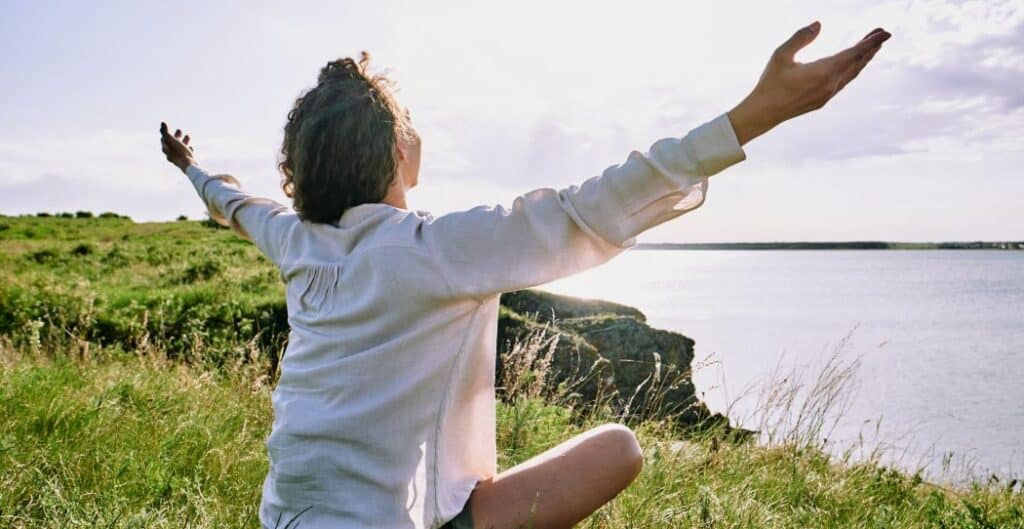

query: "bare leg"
xmin=466 ymin=423 xmax=644 ymax=529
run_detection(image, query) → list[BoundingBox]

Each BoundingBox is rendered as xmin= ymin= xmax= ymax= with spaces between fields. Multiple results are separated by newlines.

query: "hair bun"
xmin=317 ymin=51 xmax=372 ymax=84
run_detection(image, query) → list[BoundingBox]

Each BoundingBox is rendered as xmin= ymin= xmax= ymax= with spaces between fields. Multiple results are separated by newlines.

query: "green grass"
xmin=3 ymin=344 xmax=1022 ymax=528
xmin=0 ymin=347 xmax=269 ymax=527
xmin=0 ymin=215 xmax=287 ymax=369
xmin=1 ymin=215 xmax=1022 ymax=527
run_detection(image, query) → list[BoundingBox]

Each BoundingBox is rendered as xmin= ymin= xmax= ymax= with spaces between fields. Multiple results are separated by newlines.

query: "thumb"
xmin=774 ymin=21 xmax=821 ymax=62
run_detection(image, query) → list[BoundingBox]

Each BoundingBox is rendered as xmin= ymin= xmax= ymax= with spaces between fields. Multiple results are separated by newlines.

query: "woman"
xmin=160 ymin=22 xmax=889 ymax=529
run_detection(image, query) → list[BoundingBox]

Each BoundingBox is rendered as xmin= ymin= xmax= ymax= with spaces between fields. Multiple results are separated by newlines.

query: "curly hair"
xmin=279 ymin=51 xmax=416 ymax=223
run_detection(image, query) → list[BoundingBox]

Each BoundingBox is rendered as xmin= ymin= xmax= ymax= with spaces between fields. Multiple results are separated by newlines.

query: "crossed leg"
xmin=466 ymin=423 xmax=644 ymax=529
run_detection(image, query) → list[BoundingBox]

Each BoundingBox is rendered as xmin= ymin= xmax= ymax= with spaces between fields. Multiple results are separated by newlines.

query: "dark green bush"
xmin=199 ymin=217 xmax=227 ymax=230
xmin=71 ymin=243 xmax=94 ymax=256
xmin=101 ymin=246 xmax=129 ymax=267
xmin=75 ymin=211 xmax=94 ymax=219
xmin=29 ymin=249 xmax=59 ymax=264
xmin=99 ymin=212 xmax=121 ymax=219
xmin=36 ymin=212 xmax=51 ymax=217
xmin=58 ymin=212 xmax=74 ymax=218
xmin=177 ymin=215 xmax=188 ymax=221
xmin=178 ymin=259 xmax=223 ymax=284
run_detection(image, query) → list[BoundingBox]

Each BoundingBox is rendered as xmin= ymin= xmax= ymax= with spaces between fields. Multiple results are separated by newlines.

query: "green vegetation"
xmin=0 ymin=214 xmax=287 ymax=372
xmin=2 ymin=215 xmax=1022 ymax=528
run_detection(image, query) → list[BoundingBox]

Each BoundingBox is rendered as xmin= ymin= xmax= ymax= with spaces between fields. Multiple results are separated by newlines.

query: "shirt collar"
xmin=336 ymin=202 xmax=432 ymax=226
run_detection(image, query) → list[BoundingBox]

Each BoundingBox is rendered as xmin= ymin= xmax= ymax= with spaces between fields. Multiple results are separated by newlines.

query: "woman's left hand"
xmin=160 ymin=121 xmax=197 ymax=172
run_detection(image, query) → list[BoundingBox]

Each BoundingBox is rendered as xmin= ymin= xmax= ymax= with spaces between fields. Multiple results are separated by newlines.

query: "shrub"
xmin=178 ymin=259 xmax=223 ymax=284
xmin=75 ymin=211 xmax=94 ymax=218
xmin=58 ymin=212 xmax=74 ymax=218
xmin=99 ymin=212 xmax=121 ymax=219
xmin=71 ymin=243 xmax=94 ymax=256
xmin=29 ymin=249 xmax=59 ymax=264
xmin=200 ymin=217 xmax=228 ymax=230
xmin=101 ymin=246 xmax=129 ymax=267
xmin=177 ymin=214 xmax=189 ymax=221
xmin=36 ymin=212 xmax=52 ymax=217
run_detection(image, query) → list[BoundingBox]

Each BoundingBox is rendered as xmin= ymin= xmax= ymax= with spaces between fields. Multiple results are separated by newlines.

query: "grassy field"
xmin=2 ymin=214 xmax=1023 ymax=528
xmin=0 ymin=214 xmax=287 ymax=369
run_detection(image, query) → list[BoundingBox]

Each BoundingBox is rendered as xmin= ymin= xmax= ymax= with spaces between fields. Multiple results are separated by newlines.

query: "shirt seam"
xmin=432 ymin=300 xmax=483 ymax=525
xmin=276 ymin=214 xmax=296 ymax=268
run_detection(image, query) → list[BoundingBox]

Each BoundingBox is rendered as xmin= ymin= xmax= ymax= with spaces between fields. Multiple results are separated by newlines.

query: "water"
xmin=541 ymin=250 xmax=1024 ymax=483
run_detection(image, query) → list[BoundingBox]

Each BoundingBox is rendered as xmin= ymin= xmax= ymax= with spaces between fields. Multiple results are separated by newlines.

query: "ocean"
xmin=541 ymin=249 xmax=1024 ymax=483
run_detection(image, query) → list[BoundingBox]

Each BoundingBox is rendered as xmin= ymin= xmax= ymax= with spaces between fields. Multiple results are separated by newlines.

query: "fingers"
xmin=160 ymin=122 xmax=176 ymax=145
xmin=836 ymin=39 xmax=883 ymax=92
xmin=833 ymin=28 xmax=890 ymax=91
xmin=159 ymin=121 xmax=194 ymax=148
xmin=774 ymin=21 xmax=821 ymax=62
xmin=863 ymin=27 xmax=886 ymax=40
xmin=159 ymin=120 xmax=197 ymax=158
xmin=831 ymin=29 xmax=890 ymax=66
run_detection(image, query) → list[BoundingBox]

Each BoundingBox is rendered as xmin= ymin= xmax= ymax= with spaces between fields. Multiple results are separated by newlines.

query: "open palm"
xmin=159 ymin=121 xmax=196 ymax=172
xmin=729 ymin=22 xmax=891 ymax=145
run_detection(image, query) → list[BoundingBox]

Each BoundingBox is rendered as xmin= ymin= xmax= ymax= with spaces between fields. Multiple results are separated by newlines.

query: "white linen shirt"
xmin=184 ymin=113 xmax=745 ymax=529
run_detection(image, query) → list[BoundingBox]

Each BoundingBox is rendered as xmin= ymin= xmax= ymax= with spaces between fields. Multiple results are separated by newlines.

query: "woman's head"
xmin=279 ymin=52 xmax=419 ymax=223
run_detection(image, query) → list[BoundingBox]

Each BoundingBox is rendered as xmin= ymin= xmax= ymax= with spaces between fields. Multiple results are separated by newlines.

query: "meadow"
xmin=1 ymin=214 xmax=1022 ymax=528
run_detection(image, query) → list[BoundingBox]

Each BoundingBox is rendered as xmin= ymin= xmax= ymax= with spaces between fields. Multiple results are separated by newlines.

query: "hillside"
xmin=0 ymin=214 xmax=720 ymax=428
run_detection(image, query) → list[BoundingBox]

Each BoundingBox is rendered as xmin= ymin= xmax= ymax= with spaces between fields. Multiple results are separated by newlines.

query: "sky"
xmin=0 ymin=0 xmax=1021 ymax=242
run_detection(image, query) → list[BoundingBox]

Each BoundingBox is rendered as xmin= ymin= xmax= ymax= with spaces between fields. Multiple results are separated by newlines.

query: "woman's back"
xmin=262 ymin=202 xmax=499 ymax=528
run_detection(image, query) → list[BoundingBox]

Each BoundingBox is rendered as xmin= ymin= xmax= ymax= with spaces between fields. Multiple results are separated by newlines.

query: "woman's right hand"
xmin=727 ymin=22 xmax=891 ymax=146
xmin=159 ymin=121 xmax=197 ymax=173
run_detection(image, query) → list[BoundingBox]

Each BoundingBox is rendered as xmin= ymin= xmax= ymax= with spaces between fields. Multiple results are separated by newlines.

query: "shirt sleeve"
xmin=419 ymin=113 xmax=746 ymax=301
xmin=185 ymin=164 xmax=296 ymax=266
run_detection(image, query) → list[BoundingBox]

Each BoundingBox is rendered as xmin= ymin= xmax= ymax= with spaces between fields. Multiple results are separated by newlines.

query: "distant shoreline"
xmin=634 ymin=241 xmax=1024 ymax=250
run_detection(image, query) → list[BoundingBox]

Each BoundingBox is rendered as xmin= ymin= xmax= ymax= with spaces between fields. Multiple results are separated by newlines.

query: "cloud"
xmin=0 ymin=128 xmax=288 ymax=221
xmin=1 ymin=0 xmax=1020 ymax=240
xmin=404 ymin=0 xmax=1024 ymax=179
xmin=741 ymin=4 xmax=1024 ymax=166
xmin=904 ymin=22 xmax=1024 ymax=110
xmin=0 ymin=173 xmax=202 ymax=220
xmin=0 ymin=130 xmax=159 ymax=186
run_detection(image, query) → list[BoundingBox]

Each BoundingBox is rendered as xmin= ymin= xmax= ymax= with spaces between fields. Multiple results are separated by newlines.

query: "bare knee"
xmin=593 ymin=423 xmax=644 ymax=483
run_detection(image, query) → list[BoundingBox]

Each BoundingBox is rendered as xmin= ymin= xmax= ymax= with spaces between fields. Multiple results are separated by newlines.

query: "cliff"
xmin=498 ymin=289 xmax=728 ymax=430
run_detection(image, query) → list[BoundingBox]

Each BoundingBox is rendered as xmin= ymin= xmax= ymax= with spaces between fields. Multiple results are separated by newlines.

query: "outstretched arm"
xmin=420 ymin=22 xmax=891 ymax=301
xmin=159 ymin=123 xmax=295 ymax=266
